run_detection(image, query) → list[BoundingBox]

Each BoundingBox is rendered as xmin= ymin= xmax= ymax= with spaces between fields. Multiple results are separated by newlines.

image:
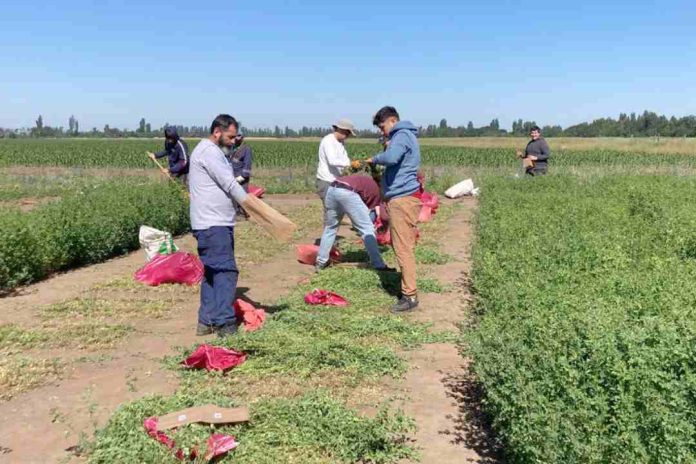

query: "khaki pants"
xmin=387 ymin=195 xmax=421 ymax=297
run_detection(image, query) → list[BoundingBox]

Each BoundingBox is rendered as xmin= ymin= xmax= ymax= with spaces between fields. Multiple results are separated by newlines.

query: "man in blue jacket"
xmin=149 ymin=127 xmax=189 ymax=184
xmin=228 ymin=134 xmax=252 ymax=218
xmin=367 ymin=106 xmax=421 ymax=312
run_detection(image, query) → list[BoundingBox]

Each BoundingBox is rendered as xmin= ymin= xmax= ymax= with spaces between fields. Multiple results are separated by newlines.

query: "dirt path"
xmin=395 ymin=197 xmax=500 ymax=463
xmin=0 ymin=195 xmax=322 ymax=464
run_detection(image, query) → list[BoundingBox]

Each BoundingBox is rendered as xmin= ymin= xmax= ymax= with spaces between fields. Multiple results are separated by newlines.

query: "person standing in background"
xmin=229 ymin=133 xmax=252 ymax=218
xmin=516 ymin=126 xmax=550 ymax=176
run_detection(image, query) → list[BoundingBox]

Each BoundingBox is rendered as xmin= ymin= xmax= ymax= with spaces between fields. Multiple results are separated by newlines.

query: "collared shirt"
xmin=316 ymin=133 xmax=350 ymax=183
xmin=189 ymin=138 xmax=248 ymax=230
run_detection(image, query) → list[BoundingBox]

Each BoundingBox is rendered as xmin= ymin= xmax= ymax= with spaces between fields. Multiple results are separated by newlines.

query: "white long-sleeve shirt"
xmin=316 ymin=133 xmax=350 ymax=183
xmin=189 ymin=138 xmax=248 ymax=230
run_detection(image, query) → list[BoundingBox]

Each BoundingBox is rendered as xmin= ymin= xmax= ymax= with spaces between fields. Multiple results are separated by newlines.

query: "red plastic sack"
xmin=182 ymin=344 xmax=247 ymax=372
xmin=304 ymin=289 xmax=349 ymax=306
xmin=296 ymin=244 xmax=341 ymax=265
xmin=144 ymin=417 xmax=237 ymax=461
xmin=144 ymin=417 xmax=198 ymax=461
xmin=205 ymin=434 xmax=239 ymax=460
xmin=377 ymin=227 xmax=391 ymax=246
xmin=233 ymin=299 xmax=266 ymax=332
xmin=418 ymin=205 xmax=433 ymax=223
xmin=248 ymin=184 xmax=265 ymax=198
xmin=421 ymin=192 xmax=439 ymax=211
xmin=135 ymin=252 xmax=204 ymax=286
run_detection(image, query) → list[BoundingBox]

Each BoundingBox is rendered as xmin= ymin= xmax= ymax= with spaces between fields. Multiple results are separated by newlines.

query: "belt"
xmin=331 ymin=181 xmax=355 ymax=192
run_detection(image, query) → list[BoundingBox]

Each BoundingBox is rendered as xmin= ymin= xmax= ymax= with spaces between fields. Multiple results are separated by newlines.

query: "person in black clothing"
xmin=228 ymin=134 xmax=252 ymax=218
xmin=148 ymin=127 xmax=189 ymax=184
xmin=517 ymin=126 xmax=550 ymax=176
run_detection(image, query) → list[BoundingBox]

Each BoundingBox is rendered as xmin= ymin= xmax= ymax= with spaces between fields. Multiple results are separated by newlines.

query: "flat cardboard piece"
xmin=156 ymin=405 xmax=250 ymax=431
xmin=242 ymin=194 xmax=297 ymax=242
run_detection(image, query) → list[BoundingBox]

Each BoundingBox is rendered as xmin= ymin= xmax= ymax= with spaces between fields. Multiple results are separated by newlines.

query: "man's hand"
xmin=528 ymin=155 xmax=538 ymax=161
xmin=515 ymin=149 xmax=523 ymax=159
xmin=365 ymin=158 xmax=374 ymax=165
xmin=235 ymin=176 xmax=245 ymax=183
xmin=147 ymin=151 xmax=156 ymax=160
xmin=351 ymin=159 xmax=363 ymax=170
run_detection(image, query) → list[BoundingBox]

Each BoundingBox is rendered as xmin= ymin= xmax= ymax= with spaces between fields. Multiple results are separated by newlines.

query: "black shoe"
xmin=196 ymin=323 xmax=215 ymax=336
xmin=314 ymin=261 xmax=329 ymax=273
xmin=216 ymin=322 xmax=238 ymax=337
xmin=391 ymin=296 xmax=419 ymax=313
xmin=375 ymin=265 xmax=397 ymax=272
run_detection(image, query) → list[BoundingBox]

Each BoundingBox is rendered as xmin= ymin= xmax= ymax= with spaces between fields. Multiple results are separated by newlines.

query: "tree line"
xmin=2 ymin=111 xmax=696 ymax=139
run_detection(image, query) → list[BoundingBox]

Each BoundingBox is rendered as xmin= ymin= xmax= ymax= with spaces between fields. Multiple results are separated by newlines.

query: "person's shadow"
xmin=235 ymin=287 xmax=289 ymax=314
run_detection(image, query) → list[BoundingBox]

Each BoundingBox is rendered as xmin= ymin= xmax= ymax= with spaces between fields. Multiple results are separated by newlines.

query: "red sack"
xmin=205 ymin=434 xmax=238 ymax=460
xmin=144 ymin=417 xmax=198 ymax=461
xmin=248 ymin=184 xmax=265 ymax=198
xmin=233 ymin=299 xmax=266 ymax=332
xmin=421 ymin=192 xmax=439 ymax=211
xmin=418 ymin=205 xmax=433 ymax=223
xmin=182 ymin=344 xmax=246 ymax=372
xmin=296 ymin=244 xmax=341 ymax=265
xmin=304 ymin=289 xmax=349 ymax=306
xmin=377 ymin=228 xmax=391 ymax=246
xmin=135 ymin=252 xmax=204 ymax=286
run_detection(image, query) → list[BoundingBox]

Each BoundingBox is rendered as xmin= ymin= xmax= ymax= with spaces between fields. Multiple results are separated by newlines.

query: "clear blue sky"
xmin=1 ymin=0 xmax=695 ymax=131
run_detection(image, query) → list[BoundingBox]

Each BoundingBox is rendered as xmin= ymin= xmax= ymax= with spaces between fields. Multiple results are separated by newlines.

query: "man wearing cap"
xmin=516 ymin=125 xmax=551 ymax=176
xmin=366 ymin=106 xmax=422 ymax=313
xmin=148 ymin=127 xmax=189 ymax=184
xmin=228 ymin=133 xmax=253 ymax=218
xmin=315 ymin=173 xmax=394 ymax=273
xmin=315 ymin=119 xmax=357 ymax=203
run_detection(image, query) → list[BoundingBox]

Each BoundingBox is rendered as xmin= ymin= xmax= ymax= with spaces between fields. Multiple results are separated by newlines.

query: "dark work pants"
xmin=193 ymin=226 xmax=238 ymax=326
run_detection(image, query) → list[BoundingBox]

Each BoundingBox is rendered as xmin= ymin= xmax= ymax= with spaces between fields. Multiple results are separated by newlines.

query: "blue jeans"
xmin=193 ymin=226 xmax=238 ymax=326
xmin=317 ymin=187 xmax=386 ymax=268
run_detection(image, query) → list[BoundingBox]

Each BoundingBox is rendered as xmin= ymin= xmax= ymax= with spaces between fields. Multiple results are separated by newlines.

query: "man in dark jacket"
xmin=149 ymin=127 xmax=189 ymax=184
xmin=520 ymin=126 xmax=550 ymax=176
xmin=228 ymin=134 xmax=252 ymax=218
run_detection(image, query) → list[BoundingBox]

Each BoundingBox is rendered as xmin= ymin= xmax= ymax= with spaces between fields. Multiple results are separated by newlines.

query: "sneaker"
xmin=314 ymin=261 xmax=329 ymax=273
xmin=391 ymin=296 xmax=419 ymax=313
xmin=374 ymin=265 xmax=397 ymax=272
xmin=196 ymin=323 xmax=215 ymax=336
xmin=216 ymin=322 xmax=238 ymax=337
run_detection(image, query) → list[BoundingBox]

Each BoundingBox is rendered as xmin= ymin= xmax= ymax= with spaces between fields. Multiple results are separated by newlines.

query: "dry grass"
xmin=0 ymin=356 xmax=63 ymax=400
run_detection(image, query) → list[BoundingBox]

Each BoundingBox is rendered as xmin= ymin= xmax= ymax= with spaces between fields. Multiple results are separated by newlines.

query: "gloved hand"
xmin=350 ymin=159 xmax=363 ymax=170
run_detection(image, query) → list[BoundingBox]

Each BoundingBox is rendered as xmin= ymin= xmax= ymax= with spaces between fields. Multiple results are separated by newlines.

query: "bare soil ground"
xmin=0 ymin=194 xmax=488 ymax=463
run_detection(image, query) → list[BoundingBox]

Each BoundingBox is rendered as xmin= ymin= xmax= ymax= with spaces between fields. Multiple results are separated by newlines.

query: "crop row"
xmin=469 ymin=175 xmax=696 ymax=462
xmin=3 ymin=139 xmax=696 ymax=169
xmin=0 ymin=178 xmax=189 ymax=292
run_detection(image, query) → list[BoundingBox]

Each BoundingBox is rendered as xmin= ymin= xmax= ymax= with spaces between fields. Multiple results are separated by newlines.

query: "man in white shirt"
xmin=315 ymin=119 xmax=357 ymax=203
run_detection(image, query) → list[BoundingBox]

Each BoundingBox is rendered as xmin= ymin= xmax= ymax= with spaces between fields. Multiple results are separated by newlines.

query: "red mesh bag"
xmin=233 ymin=299 xmax=266 ymax=332
xmin=182 ymin=344 xmax=246 ymax=372
xmin=304 ymin=289 xmax=349 ymax=306
xmin=296 ymin=244 xmax=341 ymax=265
xmin=134 ymin=252 xmax=204 ymax=286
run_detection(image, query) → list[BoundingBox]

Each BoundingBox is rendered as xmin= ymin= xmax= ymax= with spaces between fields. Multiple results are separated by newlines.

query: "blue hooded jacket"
xmin=155 ymin=127 xmax=189 ymax=176
xmin=371 ymin=121 xmax=421 ymax=199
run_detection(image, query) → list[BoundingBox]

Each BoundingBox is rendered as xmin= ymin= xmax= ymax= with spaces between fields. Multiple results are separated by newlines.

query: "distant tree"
xmin=145 ymin=123 xmax=151 ymax=133
xmin=36 ymin=115 xmax=43 ymax=130
xmin=138 ymin=118 xmax=146 ymax=133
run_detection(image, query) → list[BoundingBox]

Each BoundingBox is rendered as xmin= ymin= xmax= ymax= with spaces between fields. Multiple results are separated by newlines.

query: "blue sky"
xmin=1 ymin=0 xmax=695 ymax=131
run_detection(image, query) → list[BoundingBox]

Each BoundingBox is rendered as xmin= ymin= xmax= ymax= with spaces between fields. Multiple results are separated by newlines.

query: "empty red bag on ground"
xmin=304 ymin=289 xmax=349 ymax=306
xmin=144 ymin=417 xmax=197 ymax=461
xmin=296 ymin=244 xmax=341 ymax=265
xmin=233 ymin=299 xmax=266 ymax=332
xmin=248 ymin=184 xmax=265 ymax=198
xmin=135 ymin=252 xmax=204 ymax=286
xmin=205 ymin=434 xmax=239 ymax=460
xmin=182 ymin=344 xmax=246 ymax=372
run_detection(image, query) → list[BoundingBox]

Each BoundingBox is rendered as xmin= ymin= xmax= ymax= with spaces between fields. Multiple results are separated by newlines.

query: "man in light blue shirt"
xmin=189 ymin=114 xmax=248 ymax=337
